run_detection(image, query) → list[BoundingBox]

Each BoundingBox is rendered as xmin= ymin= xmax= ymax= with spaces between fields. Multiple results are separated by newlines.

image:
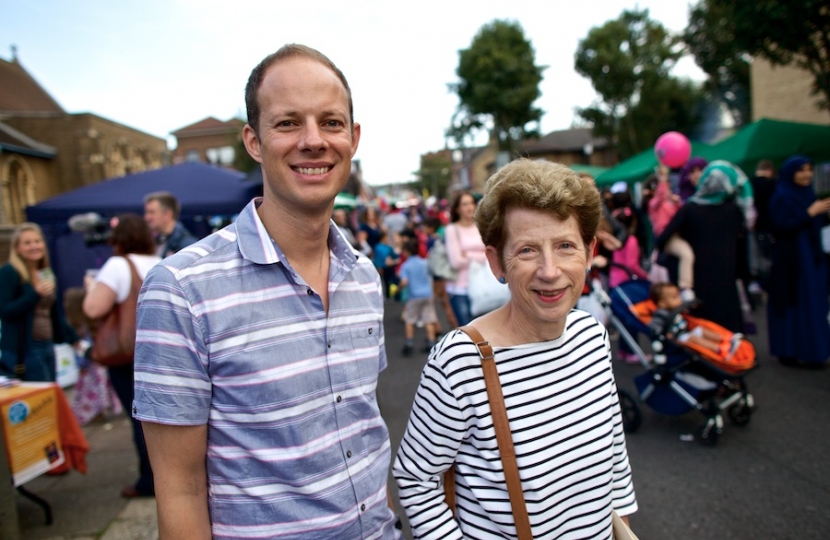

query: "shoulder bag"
xmin=91 ymin=256 xmax=142 ymax=367
xmin=444 ymin=326 xmax=639 ymax=540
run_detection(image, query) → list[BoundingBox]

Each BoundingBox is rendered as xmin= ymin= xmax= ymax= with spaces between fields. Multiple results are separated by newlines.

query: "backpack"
xmin=427 ymin=238 xmax=457 ymax=281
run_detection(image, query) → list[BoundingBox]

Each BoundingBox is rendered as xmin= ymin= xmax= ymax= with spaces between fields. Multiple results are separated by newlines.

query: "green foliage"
xmin=233 ymin=132 xmax=258 ymax=173
xmin=415 ymin=153 xmax=453 ymax=199
xmin=699 ymin=0 xmax=830 ymax=111
xmin=683 ymin=0 xmax=751 ymax=126
xmin=449 ymin=20 xmax=545 ymax=153
xmin=574 ymin=9 xmax=702 ymax=159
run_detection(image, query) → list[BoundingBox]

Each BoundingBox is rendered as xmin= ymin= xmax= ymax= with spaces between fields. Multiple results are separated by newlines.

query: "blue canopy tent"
xmin=26 ymin=162 xmax=261 ymax=291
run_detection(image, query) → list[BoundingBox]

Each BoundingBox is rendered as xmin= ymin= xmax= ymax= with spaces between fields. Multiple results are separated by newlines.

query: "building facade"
xmin=0 ymin=51 xmax=168 ymax=260
xmin=751 ymin=57 xmax=830 ymax=125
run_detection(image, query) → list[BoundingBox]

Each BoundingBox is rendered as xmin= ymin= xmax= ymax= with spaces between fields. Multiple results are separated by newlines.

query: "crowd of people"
xmin=0 ymin=41 xmax=828 ymax=540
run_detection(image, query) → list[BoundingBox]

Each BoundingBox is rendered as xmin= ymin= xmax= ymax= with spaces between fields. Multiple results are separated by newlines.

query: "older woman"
xmin=0 ymin=223 xmax=77 ymax=381
xmin=767 ymin=156 xmax=830 ymax=367
xmin=84 ymin=214 xmax=161 ymax=498
xmin=394 ymin=160 xmax=637 ymax=539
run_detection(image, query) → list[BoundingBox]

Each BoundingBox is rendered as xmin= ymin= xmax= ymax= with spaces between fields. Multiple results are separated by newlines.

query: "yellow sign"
xmin=0 ymin=383 xmax=64 ymax=486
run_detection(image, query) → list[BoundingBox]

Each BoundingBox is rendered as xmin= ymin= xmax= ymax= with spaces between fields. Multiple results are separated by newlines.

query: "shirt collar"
xmin=236 ymin=198 xmax=359 ymax=274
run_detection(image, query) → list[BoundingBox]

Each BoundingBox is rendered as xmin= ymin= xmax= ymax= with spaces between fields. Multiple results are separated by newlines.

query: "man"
xmin=143 ymin=191 xmax=198 ymax=257
xmin=134 ymin=45 xmax=401 ymax=539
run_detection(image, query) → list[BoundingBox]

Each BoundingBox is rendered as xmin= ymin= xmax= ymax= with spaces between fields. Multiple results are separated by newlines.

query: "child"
xmin=649 ymin=282 xmax=742 ymax=357
xmin=398 ymin=238 xmax=438 ymax=356
xmin=608 ymin=206 xmax=649 ymax=289
xmin=372 ymin=230 xmax=401 ymax=299
xmin=63 ymin=287 xmax=122 ymax=425
xmin=648 ymin=165 xmax=696 ymax=300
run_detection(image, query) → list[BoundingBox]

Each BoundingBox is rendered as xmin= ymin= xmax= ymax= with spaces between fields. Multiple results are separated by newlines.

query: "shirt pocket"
xmin=348 ymin=322 xmax=382 ymax=393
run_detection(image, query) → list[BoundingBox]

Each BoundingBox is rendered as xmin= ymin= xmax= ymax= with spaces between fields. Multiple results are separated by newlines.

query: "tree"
xmin=690 ymin=0 xmax=830 ymax=111
xmin=449 ymin=20 xmax=545 ymax=154
xmin=414 ymin=152 xmax=453 ymax=199
xmin=683 ymin=1 xmax=751 ymax=127
xmin=574 ymin=9 xmax=702 ymax=159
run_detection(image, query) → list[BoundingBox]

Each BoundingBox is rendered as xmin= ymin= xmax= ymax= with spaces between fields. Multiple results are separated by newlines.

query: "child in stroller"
xmin=593 ymin=278 xmax=756 ymax=445
xmin=649 ymin=282 xmax=744 ymax=361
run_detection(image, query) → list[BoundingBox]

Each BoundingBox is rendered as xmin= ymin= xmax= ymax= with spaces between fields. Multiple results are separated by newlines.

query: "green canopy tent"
xmin=334 ymin=192 xmax=358 ymax=209
xmin=568 ymin=164 xmax=610 ymax=179
xmin=594 ymin=140 xmax=712 ymax=187
xmin=698 ymin=118 xmax=830 ymax=174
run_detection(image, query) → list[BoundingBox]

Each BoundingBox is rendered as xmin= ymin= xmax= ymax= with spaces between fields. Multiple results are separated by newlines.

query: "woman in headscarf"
xmin=677 ymin=157 xmax=708 ymax=202
xmin=657 ymin=161 xmax=753 ymax=333
xmin=766 ymin=156 xmax=830 ymax=367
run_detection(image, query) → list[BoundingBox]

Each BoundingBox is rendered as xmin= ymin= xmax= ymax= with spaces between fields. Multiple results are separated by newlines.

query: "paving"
xmin=11 ymin=295 xmax=830 ymax=539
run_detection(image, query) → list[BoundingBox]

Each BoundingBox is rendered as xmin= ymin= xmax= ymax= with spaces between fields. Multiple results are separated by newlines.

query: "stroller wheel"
xmin=618 ymin=390 xmax=642 ymax=433
xmin=727 ymin=396 xmax=753 ymax=426
xmin=698 ymin=414 xmax=724 ymax=446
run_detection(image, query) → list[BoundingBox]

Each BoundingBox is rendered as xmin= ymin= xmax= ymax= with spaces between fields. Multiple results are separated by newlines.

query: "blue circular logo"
xmin=8 ymin=401 xmax=29 ymax=425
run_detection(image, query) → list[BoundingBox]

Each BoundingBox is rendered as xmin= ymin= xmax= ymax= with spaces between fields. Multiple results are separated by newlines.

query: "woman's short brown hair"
xmin=475 ymin=159 xmax=601 ymax=262
xmin=110 ymin=214 xmax=156 ymax=256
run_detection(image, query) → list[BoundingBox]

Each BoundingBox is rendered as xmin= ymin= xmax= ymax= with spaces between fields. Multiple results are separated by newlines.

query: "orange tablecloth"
xmin=0 ymin=382 xmax=88 ymax=486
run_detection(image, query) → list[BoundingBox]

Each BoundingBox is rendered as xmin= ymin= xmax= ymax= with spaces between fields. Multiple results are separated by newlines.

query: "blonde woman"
xmin=0 ymin=223 xmax=77 ymax=381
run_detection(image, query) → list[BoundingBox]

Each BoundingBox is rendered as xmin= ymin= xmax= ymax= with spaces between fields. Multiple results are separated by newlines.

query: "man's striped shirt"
xmin=134 ymin=199 xmax=400 ymax=540
xmin=393 ymin=310 xmax=637 ymax=539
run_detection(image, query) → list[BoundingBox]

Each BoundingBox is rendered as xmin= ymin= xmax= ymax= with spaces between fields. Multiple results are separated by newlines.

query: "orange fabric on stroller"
xmin=630 ymin=299 xmax=756 ymax=374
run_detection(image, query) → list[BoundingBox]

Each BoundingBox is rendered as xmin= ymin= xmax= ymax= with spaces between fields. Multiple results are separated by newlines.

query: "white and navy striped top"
xmin=134 ymin=199 xmax=400 ymax=540
xmin=393 ymin=310 xmax=637 ymax=539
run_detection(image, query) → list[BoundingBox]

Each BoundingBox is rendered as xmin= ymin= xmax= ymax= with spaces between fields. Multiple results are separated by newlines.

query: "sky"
xmin=1 ymin=0 xmax=704 ymax=186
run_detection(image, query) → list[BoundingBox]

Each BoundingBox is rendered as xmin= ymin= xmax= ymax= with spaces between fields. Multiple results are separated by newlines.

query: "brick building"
xmin=0 ymin=52 xmax=168 ymax=233
xmin=751 ymin=57 xmax=830 ymax=125
xmin=445 ymin=128 xmax=612 ymax=192
xmin=170 ymin=116 xmax=245 ymax=167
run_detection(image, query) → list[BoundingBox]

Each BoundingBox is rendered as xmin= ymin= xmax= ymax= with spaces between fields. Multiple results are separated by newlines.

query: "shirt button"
xmin=336 ymin=395 xmax=342 ymax=403
xmin=368 ymin=327 xmax=373 ymax=334
xmin=360 ymin=503 xmax=366 ymax=512
xmin=346 ymin=450 xmax=352 ymax=458
xmin=307 ymin=288 xmax=313 ymax=295
xmin=327 ymin=341 xmax=332 ymax=349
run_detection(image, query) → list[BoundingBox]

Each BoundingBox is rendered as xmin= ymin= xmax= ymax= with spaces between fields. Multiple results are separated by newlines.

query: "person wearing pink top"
xmin=648 ymin=165 xmax=696 ymax=297
xmin=444 ymin=191 xmax=487 ymax=325
xmin=609 ymin=207 xmax=649 ymax=288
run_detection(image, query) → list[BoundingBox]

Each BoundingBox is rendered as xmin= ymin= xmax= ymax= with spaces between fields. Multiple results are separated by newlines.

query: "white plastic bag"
xmin=468 ymin=259 xmax=511 ymax=316
xmin=54 ymin=343 xmax=79 ymax=388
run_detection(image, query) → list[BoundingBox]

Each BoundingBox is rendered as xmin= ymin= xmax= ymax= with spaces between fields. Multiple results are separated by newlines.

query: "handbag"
xmin=612 ymin=509 xmax=640 ymax=540
xmin=444 ymin=326 xmax=532 ymax=540
xmin=427 ymin=238 xmax=457 ymax=281
xmin=444 ymin=326 xmax=638 ymax=540
xmin=91 ymin=256 xmax=142 ymax=367
xmin=468 ymin=259 xmax=511 ymax=316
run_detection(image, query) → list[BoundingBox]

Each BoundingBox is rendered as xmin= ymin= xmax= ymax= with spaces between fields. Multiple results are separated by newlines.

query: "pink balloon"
xmin=654 ymin=131 xmax=691 ymax=168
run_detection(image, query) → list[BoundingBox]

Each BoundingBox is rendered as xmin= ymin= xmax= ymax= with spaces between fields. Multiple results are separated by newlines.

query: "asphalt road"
xmin=377 ymin=296 xmax=830 ymax=540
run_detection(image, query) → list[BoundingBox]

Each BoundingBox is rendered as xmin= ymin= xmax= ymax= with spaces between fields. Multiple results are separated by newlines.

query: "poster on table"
xmin=0 ymin=383 xmax=64 ymax=486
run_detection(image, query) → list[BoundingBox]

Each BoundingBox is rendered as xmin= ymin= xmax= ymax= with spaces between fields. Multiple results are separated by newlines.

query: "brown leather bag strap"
xmin=448 ymin=326 xmax=533 ymax=540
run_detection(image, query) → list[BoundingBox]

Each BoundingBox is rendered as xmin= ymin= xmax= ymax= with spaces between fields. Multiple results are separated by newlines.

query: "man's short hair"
xmin=245 ymin=44 xmax=354 ymax=137
xmin=756 ymin=159 xmax=775 ymax=173
xmin=144 ymin=191 xmax=181 ymax=220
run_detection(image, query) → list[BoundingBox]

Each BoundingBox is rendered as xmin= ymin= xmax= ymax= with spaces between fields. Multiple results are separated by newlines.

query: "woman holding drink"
xmin=0 ymin=222 xmax=77 ymax=381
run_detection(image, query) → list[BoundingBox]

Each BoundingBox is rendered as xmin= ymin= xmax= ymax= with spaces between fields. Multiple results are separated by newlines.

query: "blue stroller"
xmin=592 ymin=278 xmax=757 ymax=446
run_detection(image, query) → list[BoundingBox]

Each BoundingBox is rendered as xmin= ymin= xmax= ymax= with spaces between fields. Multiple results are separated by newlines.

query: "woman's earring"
xmin=499 ymin=276 xmax=506 ymax=284
xmin=585 ymin=268 xmax=591 ymax=274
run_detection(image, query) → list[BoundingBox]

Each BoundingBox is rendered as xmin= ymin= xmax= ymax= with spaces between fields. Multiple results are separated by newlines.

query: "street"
xmin=378 ymin=297 xmax=830 ymax=540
